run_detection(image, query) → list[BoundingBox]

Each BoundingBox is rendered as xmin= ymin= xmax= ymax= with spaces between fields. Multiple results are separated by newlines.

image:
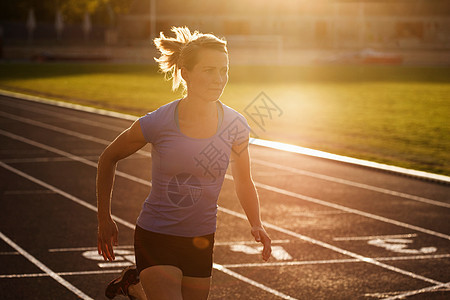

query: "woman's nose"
xmin=213 ymin=71 xmax=226 ymax=84
xmin=212 ymin=72 xmax=221 ymax=83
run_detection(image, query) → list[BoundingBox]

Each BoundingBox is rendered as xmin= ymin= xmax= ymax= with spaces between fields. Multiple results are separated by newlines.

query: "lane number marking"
xmin=368 ymin=238 xmax=437 ymax=254
xmin=82 ymin=250 xmax=135 ymax=268
xmin=230 ymin=245 xmax=293 ymax=261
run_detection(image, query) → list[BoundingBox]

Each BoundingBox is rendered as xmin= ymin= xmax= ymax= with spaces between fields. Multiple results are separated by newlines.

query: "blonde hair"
xmin=153 ymin=26 xmax=228 ymax=92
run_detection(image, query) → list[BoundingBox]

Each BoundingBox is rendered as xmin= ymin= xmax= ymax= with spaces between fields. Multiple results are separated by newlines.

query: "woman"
xmin=97 ymin=26 xmax=272 ymax=300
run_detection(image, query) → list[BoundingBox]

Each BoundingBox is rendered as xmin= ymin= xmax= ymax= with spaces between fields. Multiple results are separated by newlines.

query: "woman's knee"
xmin=139 ymin=265 xmax=183 ymax=300
xmin=182 ymin=276 xmax=211 ymax=300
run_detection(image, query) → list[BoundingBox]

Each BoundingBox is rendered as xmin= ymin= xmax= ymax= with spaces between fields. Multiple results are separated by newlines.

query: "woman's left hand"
xmin=251 ymin=226 xmax=272 ymax=261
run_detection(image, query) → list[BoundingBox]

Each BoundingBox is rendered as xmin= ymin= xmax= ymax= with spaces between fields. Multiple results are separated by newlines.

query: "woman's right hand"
xmin=96 ymin=119 xmax=146 ymax=261
xmin=97 ymin=218 xmax=119 ymax=261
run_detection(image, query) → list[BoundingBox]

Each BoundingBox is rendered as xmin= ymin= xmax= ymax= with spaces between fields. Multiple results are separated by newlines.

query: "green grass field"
xmin=0 ymin=62 xmax=449 ymax=176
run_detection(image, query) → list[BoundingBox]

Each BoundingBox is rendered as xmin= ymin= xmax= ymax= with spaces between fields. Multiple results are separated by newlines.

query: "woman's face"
xmin=182 ymin=48 xmax=229 ymax=102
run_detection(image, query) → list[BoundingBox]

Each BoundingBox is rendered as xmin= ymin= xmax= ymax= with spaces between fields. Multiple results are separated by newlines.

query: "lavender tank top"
xmin=136 ymin=99 xmax=250 ymax=237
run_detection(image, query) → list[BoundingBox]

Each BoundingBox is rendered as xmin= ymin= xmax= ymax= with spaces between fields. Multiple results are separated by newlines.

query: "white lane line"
xmin=364 ymin=286 xmax=450 ymax=299
xmin=0 ymin=161 xmax=135 ymax=230
xmin=48 ymin=240 xmax=291 ymax=253
xmin=213 ymin=263 xmax=298 ymax=300
xmin=383 ymin=281 xmax=450 ymax=300
xmin=333 ymin=233 xmax=418 ymax=241
xmin=219 ymin=207 xmax=444 ymax=286
xmin=0 ymin=162 xmax=297 ymax=300
xmin=98 ymin=262 xmax=133 ymax=269
xmin=5 ymin=155 xmax=446 ymax=287
xmin=222 ymin=259 xmax=360 ymax=268
xmin=0 ymin=231 xmax=93 ymax=300
xmin=2 ymin=156 xmax=101 ymax=164
xmin=0 ymin=111 xmax=111 ymax=145
xmin=252 ymin=158 xmax=450 ymax=208
xmin=49 ymin=245 xmax=134 ymax=253
xmin=2 ymin=104 xmax=448 ymax=209
xmin=0 ymin=269 xmax=122 ymax=279
xmin=250 ymin=139 xmax=450 ymax=184
xmin=3 ymin=254 xmax=450 ymax=280
xmin=3 ymin=89 xmax=449 ymax=299
xmin=1 ymin=266 xmax=299 ymax=300
xmin=1 ymin=132 xmax=448 ymax=286
xmin=216 ymin=239 xmax=291 ymax=246
xmin=1 ymin=159 xmax=445 ymax=291
xmin=0 ymin=99 xmax=128 ymax=131
xmin=0 ymin=111 xmax=150 ymax=158
xmin=291 ymin=210 xmax=347 ymax=217
xmin=2 ymin=127 xmax=449 ymax=243
xmin=227 ymin=175 xmax=450 ymax=241
xmin=221 ymin=254 xmax=450 ymax=268
xmin=365 ymin=286 xmax=450 ymax=298
xmin=1 ymin=131 xmax=447 ymax=287
xmin=3 ymin=190 xmax=56 ymax=195
xmin=3 ymin=88 xmax=450 ymax=184
xmin=0 ymin=130 xmax=151 ymax=187
xmin=49 ymin=246 xmax=450 ymax=265
xmin=376 ymin=253 xmax=450 ymax=262
xmin=0 ymin=89 xmax=137 ymax=121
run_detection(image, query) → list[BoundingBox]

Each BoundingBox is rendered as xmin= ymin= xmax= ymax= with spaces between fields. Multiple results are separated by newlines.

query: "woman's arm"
xmin=230 ymin=139 xmax=272 ymax=261
xmin=96 ymin=119 xmax=147 ymax=261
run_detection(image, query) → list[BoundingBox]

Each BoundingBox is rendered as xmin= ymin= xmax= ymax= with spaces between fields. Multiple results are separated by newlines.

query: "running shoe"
xmin=105 ymin=265 xmax=139 ymax=299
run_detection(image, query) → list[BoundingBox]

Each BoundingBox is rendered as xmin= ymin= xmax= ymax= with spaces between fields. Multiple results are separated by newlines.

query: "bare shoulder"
xmin=125 ymin=119 xmax=146 ymax=143
xmin=101 ymin=119 xmax=147 ymax=162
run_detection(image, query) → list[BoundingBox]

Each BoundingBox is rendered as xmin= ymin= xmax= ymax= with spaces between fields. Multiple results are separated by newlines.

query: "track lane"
xmin=1 ymin=106 xmax=449 ymax=239
xmin=1 ymin=95 xmax=449 ymax=299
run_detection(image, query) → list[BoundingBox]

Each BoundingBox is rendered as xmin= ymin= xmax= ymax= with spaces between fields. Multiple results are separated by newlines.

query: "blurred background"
xmin=1 ymin=0 xmax=449 ymax=65
xmin=0 ymin=0 xmax=449 ymax=176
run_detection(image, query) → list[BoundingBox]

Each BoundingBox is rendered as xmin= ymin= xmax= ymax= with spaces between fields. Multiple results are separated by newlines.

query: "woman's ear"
xmin=181 ymin=67 xmax=189 ymax=85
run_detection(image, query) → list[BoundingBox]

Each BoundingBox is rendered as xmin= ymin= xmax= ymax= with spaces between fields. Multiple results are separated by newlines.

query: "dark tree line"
xmin=0 ymin=0 xmax=134 ymax=26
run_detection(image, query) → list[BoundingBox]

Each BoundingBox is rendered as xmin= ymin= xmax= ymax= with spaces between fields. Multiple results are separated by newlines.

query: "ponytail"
xmin=153 ymin=26 xmax=227 ymax=92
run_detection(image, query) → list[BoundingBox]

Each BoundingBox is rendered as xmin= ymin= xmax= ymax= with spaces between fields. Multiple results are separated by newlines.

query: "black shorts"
xmin=134 ymin=225 xmax=215 ymax=278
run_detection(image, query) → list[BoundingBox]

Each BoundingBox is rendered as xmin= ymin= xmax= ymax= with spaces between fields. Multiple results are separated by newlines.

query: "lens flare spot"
xmin=193 ymin=237 xmax=210 ymax=250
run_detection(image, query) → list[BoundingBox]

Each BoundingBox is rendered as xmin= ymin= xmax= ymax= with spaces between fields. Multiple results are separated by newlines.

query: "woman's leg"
xmin=128 ymin=282 xmax=147 ymax=300
xmin=139 ymin=265 xmax=183 ymax=300
xmin=181 ymin=276 xmax=211 ymax=300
